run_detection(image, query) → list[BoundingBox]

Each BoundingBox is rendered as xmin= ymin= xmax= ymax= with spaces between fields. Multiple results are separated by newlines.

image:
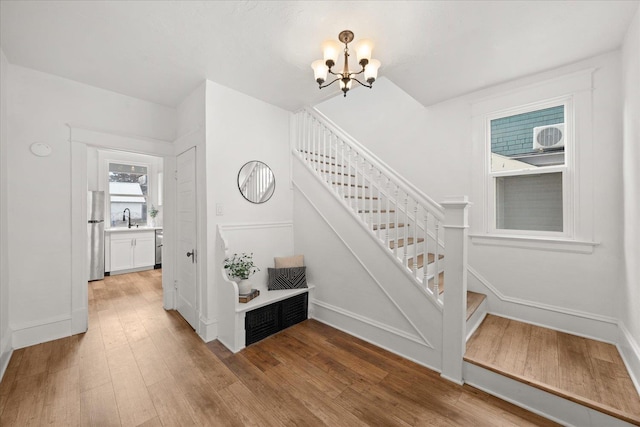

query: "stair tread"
xmin=388 ymin=237 xmax=424 ymax=249
xmin=345 ymin=195 xmax=379 ymax=200
xmin=300 ymin=150 xmax=335 ymax=159
xmin=408 ymin=253 xmax=444 ymax=270
xmin=464 ymin=314 xmax=640 ymax=425
xmin=319 ymin=169 xmax=356 ymax=177
xmin=307 ymin=158 xmax=345 ymax=167
xmin=358 ymin=209 xmax=396 ymax=213
xmin=332 ymin=182 xmax=368 ymax=188
xmin=372 ymin=223 xmax=404 ymax=230
xmin=466 ymin=291 xmax=486 ymax=320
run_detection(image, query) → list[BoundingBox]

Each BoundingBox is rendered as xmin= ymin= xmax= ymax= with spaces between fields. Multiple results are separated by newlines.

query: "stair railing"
xmin=294 ymin=107 xmax=446 ymax=304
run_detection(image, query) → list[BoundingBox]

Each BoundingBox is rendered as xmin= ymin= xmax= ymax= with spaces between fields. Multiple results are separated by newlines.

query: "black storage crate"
xmin=245 ymin=292 xmax=308 ymax=346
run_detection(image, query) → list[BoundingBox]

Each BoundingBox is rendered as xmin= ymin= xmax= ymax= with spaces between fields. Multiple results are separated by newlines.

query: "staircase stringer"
xmin=293 ymin=154 xmax=444 ymax=313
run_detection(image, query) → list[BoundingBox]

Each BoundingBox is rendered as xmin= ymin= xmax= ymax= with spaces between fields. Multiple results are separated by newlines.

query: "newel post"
xmin=440 ymin=196 xmax=471 ymax=384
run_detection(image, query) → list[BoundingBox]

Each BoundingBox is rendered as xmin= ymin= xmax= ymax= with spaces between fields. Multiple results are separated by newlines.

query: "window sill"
xmin=469 ymin=234 xmax=598 ymax=254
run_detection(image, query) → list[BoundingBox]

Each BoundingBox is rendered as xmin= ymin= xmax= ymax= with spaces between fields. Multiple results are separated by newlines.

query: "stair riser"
xmin=463 ymin=363 xmax=634 ymax=427
xmin=358 ymin=212 xmax=398 ymax=224
xmin=392 ymin=242 xmax=426 ymax=259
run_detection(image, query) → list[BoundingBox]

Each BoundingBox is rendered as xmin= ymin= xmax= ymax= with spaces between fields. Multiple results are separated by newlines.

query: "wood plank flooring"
xmin=0 ymin=271 xmax=558 ymax=426
xmin=465 ymin=314 xmax=640 ymax=425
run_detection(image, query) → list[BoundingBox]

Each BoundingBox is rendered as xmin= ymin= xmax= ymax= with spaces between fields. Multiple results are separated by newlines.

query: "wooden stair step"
xmin=464 ymin=314 xmax=640 ymax=425
xmin=425 ymin=275 xmax=486 ymax=319
xmin=344 ymin=195 xmax=379 ymax=200
xmin=307 ymin=158 xmax=345 ymax=167
xmin=319 ymin=169 xmax=356 ymax=177
xmin=389 ymin=237 xmax=424 ymax=249
xmin=332 ymin=182 xmax=368 ymax=188
xmin=466 ymin=291 xmax=486 ymax=320
xmin=372 ymin=223 xmax=404 ymax=230
xmin=408 ymin=253 xmax=444 ymax=270
xmin=358 ymin=209 xmax=395 ymax=214
xmin=300 ymin=150 xmax=335 ymax=159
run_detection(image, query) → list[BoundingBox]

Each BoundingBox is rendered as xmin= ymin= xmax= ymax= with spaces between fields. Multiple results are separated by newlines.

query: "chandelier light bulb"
xmin=355 ymin=39 xmax=374 ymax=66
xmin=364 ymin=59 xmax=381 ymax=84
xmin=321 ymin=40 xmax=340 ymax=67
xmin=311 ymin=60 xmax=328 ymax=83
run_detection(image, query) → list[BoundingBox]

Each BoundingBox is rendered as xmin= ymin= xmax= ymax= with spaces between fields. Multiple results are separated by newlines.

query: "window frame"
xmin=485 ymin=95 xmax=575 ymax=239
xmin=106 ymin=160 xmax=151 ymax=228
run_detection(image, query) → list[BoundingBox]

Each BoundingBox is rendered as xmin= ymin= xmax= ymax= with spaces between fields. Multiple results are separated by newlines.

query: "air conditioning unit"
xmin=533 ymin=124 xmax=564 ymax=151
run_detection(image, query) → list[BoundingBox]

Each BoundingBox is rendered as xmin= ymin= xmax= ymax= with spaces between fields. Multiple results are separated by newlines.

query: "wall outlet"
xmin=216 ymin=203 xmax=224 ymax=216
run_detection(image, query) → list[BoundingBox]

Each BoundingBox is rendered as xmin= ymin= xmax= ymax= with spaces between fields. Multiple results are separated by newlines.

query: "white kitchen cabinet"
xmin=109 ymin=230 xmax=156 ymax=273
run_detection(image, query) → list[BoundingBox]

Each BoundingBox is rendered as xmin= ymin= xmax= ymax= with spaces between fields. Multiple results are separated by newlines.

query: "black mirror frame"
xmin=237 ymin=160 xmax=276 ymax=204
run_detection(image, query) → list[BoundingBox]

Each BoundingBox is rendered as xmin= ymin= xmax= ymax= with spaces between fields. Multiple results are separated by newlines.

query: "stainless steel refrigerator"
xmin=88 ymin=191 xmax=105 ymax=281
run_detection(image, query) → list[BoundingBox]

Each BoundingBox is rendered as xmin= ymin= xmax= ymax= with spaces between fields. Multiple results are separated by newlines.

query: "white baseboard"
xmin=464 ymin=362 xmax=634 ymax=427
xmin=0 ymin=329 xmax=12 ymax=381
xmin=71 ymin=307 xmax=88 ymax=335
xmin=11 ymin=315 xmax=72 ymax=349
xmin=311 ymin=299 xmax=441 ymax=373
xmin=618 ymin=321 xmax=640 ymax=396
xmin=467 ymin=266 xmax=619 ymax=343
xmin=198 ymin=316 xmax=218 ymax=343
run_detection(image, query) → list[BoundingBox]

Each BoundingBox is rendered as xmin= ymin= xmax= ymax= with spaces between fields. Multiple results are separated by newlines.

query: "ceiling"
xmin=1 ymin=1 xmax=637 ymax=112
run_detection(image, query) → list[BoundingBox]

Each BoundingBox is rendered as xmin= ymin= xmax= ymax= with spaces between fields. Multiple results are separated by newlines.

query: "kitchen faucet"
xmin=122 ymin=208 xmax=132 ymax=229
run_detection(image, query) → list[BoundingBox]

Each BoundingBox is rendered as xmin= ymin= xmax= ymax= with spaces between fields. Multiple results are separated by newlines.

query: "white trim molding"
xmin=11 ymin=315 xmax=73 ymax=349
xmin=467 ymin=266 xmax=619 ymax=343
xmin=311 ymin=301 xmax=441 ymax=374
xmin=0 ymin=330 xmax=12 ymax=381
xmin=618 ymin=321 xmax=640 ymax=396
xmin=470 ymin=234 xmax=598 ymax=254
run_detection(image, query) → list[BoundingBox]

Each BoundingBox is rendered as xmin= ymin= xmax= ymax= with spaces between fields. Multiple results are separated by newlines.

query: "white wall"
xmin=6 ymin=64 xmax=175 ymax=348
xmin=205 ymin=80 xmax=292 ymax=340
xmin=316 ymin=78 xmax=472 ymax=201
xmin=0 ymin=49 xmax=11 ymax=377
xmin=316 ymin=51 xmax=626 ymax=340
xmin=620 ymin=6 xmax=640 ymax=384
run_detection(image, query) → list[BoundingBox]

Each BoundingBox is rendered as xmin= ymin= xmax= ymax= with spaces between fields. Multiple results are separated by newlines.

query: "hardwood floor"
xmin=465 ymin=314 xmax=640 ymax=425
xmin=0 ymin=270 xmax=558 ymax=426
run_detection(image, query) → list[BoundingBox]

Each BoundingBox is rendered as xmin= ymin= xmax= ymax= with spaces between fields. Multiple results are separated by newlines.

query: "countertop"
xmin=105 ymin=226 xmax=163 ymax=233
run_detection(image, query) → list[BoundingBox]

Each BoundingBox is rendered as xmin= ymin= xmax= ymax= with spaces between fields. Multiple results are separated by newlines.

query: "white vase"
xmin=237 ymin=279 xmax=252 ymax=295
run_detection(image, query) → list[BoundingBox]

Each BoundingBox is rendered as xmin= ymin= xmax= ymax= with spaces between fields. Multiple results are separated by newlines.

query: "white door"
xmin=176 ymin=147 xmax=198 ymax=329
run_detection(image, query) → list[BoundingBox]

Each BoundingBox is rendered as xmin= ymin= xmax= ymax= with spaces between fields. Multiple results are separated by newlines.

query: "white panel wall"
xmin=315 ymin=52 xmax=626 ymax=340
xmin=0 ymin=49 xmax=11 ymax=378
xmin=620 ymin=6 xmax=640 ymax=388
xmin=6 ymin=64 xmax=176 ymax=348
xmin=204 ymin=80 xmax=293 ymax=341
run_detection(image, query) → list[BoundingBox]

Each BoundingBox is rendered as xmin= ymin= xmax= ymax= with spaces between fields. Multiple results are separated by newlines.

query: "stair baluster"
xmin=434 ymin=220 xmax=441 ymax=300
xmin=413 ymin=202 xmax=419 ymax=279
xmin=424 ymin=211 xmax=430 ymax=290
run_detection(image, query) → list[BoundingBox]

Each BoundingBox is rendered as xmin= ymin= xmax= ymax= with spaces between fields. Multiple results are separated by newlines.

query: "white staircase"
xmin=295 ymin=108 xmax=447 ymax=304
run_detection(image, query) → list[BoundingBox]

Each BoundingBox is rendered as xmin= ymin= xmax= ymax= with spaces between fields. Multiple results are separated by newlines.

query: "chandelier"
xmin=311 ymin=30 xmax=381 ymax=97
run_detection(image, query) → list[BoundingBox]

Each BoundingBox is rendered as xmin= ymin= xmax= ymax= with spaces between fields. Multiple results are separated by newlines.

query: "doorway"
xmin=69 ymin=128 xmax=175 ymax=336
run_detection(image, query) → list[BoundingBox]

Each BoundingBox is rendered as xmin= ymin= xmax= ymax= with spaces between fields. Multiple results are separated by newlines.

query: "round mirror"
xmin=237 ymin=161 xmax=275 ymax=204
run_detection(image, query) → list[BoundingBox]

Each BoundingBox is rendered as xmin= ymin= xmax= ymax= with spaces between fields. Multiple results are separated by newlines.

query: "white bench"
xmin=217 ymin=270 xmax=314 ymax=353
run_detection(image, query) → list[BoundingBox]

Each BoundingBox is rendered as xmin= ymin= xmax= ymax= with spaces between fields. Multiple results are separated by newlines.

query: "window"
xmin=487 ymin=99 xmax=571 ymax=236
xmin=108 ymin=162 xmax=148 ymax=227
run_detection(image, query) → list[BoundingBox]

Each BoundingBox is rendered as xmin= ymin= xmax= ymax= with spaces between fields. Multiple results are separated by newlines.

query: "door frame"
xmin=175 ymin=146 xmax=199 ymax=330
xmin=69 ymin=125 xmax=175 ymax=335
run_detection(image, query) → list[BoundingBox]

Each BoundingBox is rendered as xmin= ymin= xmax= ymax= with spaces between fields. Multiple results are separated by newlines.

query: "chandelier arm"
xmin=350 ymin=77 xmax=373 ymax=89
xmin=347 ymin=67 xmax=366 ymax=78
xmin=318 ymin=77 xmax=343 ymax=89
